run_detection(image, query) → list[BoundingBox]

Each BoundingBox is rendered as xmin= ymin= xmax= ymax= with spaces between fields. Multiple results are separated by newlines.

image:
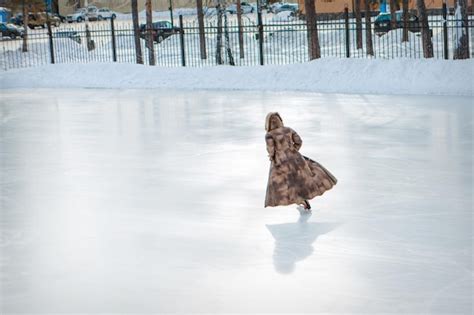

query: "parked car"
xmin=267 ymin=2 xmax=287 ymax=13
xmin=97 ymin=8 xmax=117 ymax=20
xmin=374 ymin=11 xmax=421 ymax=35
xmin=226 ymin=2 xmax=254 ymax=14
xmin=0 ymin=22 xmax=24 ymax=39
xmin=139 ymin=21 xmax=180 ymax=43
xmin=66 ymin=6 xmax=99 ymax=23
xmin=67 ymin=8 xmax=87 ymax=23
xmin=274 ymin=3 xmax=298 ymax=14
xmin=10 ymin=13 xmax=23 ymax=26
xmin=27 ymin=12 xmax=61 ymax=29
xmin=85 ymin=6 xmax=99 ymax=21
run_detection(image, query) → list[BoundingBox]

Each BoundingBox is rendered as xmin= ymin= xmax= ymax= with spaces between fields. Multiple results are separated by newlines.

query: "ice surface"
xmin=0 ymin=89 xmax=472 ymax=313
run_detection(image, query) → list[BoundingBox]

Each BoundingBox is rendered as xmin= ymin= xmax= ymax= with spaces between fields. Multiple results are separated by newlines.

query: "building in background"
xmin=297 ymin=0 xmax=457 ymax=14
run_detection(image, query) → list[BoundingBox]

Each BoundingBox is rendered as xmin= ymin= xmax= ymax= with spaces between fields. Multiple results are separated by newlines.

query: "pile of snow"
xmin=271 ymin=11 xmax=297 ymax=23
xmin=1 ymin=58 xmax=471 ymax=96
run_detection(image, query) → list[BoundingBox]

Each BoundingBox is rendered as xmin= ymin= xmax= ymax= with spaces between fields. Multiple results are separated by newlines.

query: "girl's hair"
xmin=265 ymin=112 xmax=284 ymax=132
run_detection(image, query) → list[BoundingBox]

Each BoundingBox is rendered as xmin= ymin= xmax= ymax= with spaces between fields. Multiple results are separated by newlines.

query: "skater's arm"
xmin=292 ymin=129 xmax=302 ymax=151
xmin=265 ymin=133 xmax=275 ymax=162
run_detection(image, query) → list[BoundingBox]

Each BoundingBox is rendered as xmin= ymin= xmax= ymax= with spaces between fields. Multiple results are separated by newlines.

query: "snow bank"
xmin=1 ymin=59 xmax=472 ymax=96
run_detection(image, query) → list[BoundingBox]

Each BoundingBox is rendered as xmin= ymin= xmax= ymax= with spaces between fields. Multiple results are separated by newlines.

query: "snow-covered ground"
xmin=1 ymin=59 xmax=472 ymax=96
xmin=0 ymin=89 xmax=472 ymax=313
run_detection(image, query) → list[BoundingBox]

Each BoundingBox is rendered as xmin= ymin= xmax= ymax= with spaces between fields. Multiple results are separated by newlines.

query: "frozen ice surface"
xmin=0 ymin=89 xmax=472 ymax=313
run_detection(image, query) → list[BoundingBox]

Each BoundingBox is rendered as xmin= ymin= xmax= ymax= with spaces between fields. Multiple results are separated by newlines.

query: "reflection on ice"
xmin=267 ymin=208 xmax=339 ymax=274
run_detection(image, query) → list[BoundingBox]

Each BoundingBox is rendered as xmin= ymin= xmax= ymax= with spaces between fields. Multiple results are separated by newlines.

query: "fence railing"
xmin=1 ymin=12 xmax=472 ymax=70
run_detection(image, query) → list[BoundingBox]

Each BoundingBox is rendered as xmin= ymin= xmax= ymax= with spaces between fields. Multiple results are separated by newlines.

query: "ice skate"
xmin=302 ymin=200 xmax=311 ymax=210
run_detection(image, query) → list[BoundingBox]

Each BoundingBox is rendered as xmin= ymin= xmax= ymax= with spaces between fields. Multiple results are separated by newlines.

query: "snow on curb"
xmin=1 ymin=59 xmax=472 ymax=96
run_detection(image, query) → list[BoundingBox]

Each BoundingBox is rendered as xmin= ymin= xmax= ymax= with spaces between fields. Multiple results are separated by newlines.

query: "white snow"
xmin=1 ymin=59 xmax=472 ymax=96
xmin=1 ymin=89 xmax=472 ymax=313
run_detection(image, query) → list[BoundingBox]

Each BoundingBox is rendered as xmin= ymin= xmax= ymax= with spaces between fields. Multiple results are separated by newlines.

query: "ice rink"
xmin=0 ymin=89 xmax=472 ymax=313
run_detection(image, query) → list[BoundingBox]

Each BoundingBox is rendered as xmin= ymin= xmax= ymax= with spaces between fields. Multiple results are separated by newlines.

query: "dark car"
xmin=374 ymin=12 xmax=421 ymax=35
xmin=0 ymin=23 xmax=24 ymax=39
xmin=139 ymin=21 xmax=180 ymax=43
xmin=10 ymin=13 xmax=23 ymax=26
xmin=274 ymin=4 xmax=298 ymax=14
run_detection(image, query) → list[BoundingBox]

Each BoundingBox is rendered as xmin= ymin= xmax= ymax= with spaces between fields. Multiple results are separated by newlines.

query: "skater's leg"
xmin=303 ymin=200 xmax=311 ymax=210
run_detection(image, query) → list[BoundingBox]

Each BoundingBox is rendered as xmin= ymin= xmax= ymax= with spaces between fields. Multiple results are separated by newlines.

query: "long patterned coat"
xmin=264 ymin=112 xmax=337 ymax=207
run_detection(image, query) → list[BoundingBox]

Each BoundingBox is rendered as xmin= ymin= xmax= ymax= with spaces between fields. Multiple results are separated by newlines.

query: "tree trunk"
xmin=224 ymin=13 xmax=235 ymax=65
xmin=196 ymin=0 xmax=207 ymax=59
xmin=131 ymin=0 xmax=143 ymax=64
xmin=355 ymin=0 xmax=363 ymax=49
xmin=364 ymin=0 xmax=374 ymax=56
xmin=22 ymin=0 xmax=28 ymax=52
xmin=402 ymin=0 xmax=409 ymax=42
xmin=304 ymin=0 xmax=321 ymax=60
xmin=146 ymin=0 xmax=155 ymax=65
xmin=390 ymin=0 xmax=397 ymax=29
xmin=237 ymin=0 xmax=244 ymax=58
xmin=453 ymin=0 xmax=470 ymax=59
xmin=84 ymin=0 xmax=95 ymax=51
xmin=416 ymin=0 xmax=434 ymax=58
xmin=52 ymin=0 xmax=59 ymax=14
xmin=216 ymin=2 xmax=224 ymax=65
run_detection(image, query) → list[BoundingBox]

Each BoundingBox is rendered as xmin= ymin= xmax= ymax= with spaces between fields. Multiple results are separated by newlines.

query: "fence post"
xmin=257 ymin=4 xmax=264 ymax=65
xmin=179 ymin=15 xmax=186 ymax=67
xmin=110 ymin=17 xmax=117 ymax=62
xmin=442 ymin=2 xmax=449 ymax=60
xmin=47 ymin=20 xmax=55 ymax=64
xmin=344 ymin=7 xmax=350 ymax=58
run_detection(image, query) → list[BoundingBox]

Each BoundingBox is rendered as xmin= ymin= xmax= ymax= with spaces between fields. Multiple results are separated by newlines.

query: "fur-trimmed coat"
xmin=264 ymin=113 xmax=337 ymax=207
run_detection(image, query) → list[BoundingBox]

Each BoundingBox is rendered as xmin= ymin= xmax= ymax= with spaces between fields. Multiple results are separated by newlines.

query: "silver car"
xmin=97 ymin=8 xmax=117 ymax=20
xmin=66 ymin=8 xmax=87 ymax=23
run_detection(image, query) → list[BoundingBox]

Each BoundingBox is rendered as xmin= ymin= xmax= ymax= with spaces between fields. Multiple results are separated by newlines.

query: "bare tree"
xmin=196 ymin=0 xmax=207 ymax=59
xmin=224 ymin=13 xmax=235 ymax=65
xmin=364 ymin=0 xmax=374 ymax=56
xmin=216 ymin=0 xmax=224 ymax=64
xmin=354 ymin=0 xmax=363 ymax=50
xmin=22 ymin=0 xmax=28 ymax=52
xmin=402 ymin=0 xmax=409 ymax=42
xmin=389 ymin=0 xmax=397 ymax=29
xmin=65 ymin=0 xmax=81 ymax=10
xmin=52 ymin=0 xmax=59 ymax=14
xmin=146 ymin=0 xmax=155 ymax=65
xmin=416 ymin=0 xmax=434 ymax=58
xmin=453 ymin=0 xmax=470 ymax=59
xmin=236 ymin=0 xmax=244 ymax=58
xmin=304 ymin=0 xmax=320 ymax=59
xmin=131 ymin=0 xmax=143 ymax=64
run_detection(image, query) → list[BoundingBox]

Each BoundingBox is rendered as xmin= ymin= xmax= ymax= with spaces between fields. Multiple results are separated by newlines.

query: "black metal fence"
xmin=1 ymin=12 xmax=472 ymax=70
